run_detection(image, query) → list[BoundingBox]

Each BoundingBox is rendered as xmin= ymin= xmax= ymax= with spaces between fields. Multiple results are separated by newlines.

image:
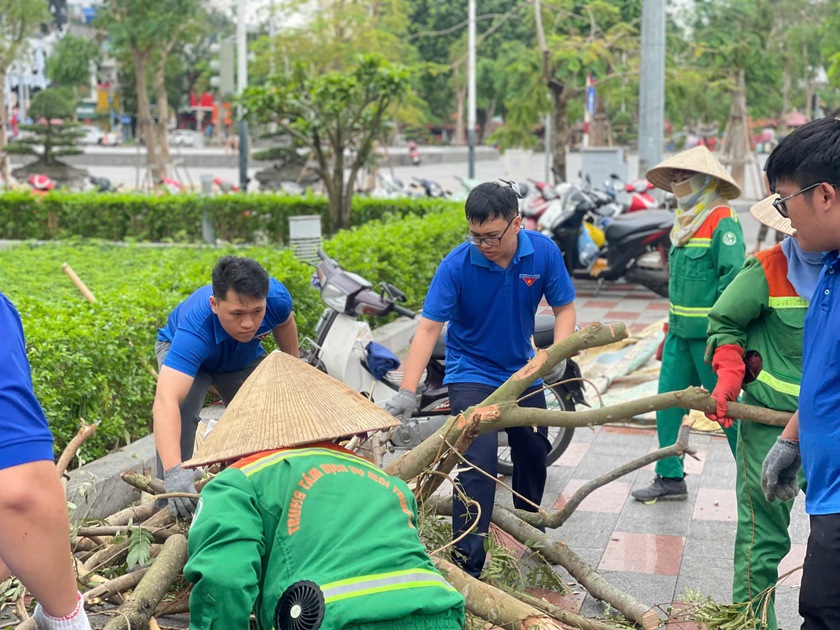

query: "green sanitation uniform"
xmin=656 ymin=205 xmax=744 ymax=478
xmin=185 ymin=443 xmax=465 ymax=630
xmin=707 ymin=244 xmax=807 ymax=630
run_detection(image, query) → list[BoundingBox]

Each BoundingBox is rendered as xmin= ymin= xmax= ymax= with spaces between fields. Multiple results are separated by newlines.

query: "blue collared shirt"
xmin=157 ymin=279 xmax=293 ymax=376
xmin=422 ymin=230 xmax=575 ymax=387
xmin=800 ymin=250 xmax=840 ymax=514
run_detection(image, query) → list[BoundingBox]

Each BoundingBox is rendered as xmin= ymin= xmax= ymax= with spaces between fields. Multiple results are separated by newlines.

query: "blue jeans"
xmin=449 ymin=382 xmax=549 ymax=577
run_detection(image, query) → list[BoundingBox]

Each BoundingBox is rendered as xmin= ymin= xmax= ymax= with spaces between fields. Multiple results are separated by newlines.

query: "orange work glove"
xmin=655 ymin=322 xmax=668 ymax=361
xmin=707 ymin=344 xmax=745 ymax=428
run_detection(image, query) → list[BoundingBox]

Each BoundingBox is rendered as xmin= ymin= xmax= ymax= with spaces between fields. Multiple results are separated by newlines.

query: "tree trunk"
xmin=329 ymin=134 xmax=347 ymax=230
xmin=481 ymin=95 xmax=497 ymax=145
xmin=153 ymin=64 xmax=171 ymax=173
xmin=453 ymin=86 xmax=466 ymax=146
xmin=101 ymin=535 xmax=188 ymax=630
xmin=434 ymin=558 xmax=567 ymax=629
xmin=134 ymin=51 xmax=164 ymax=182
xmin=550 ymin=90 xmax=569 ymax=183
xmin=779 ymin=65 xmax=791 ymax=137
xmin=0 ymin=69 xmax=9 ymax=185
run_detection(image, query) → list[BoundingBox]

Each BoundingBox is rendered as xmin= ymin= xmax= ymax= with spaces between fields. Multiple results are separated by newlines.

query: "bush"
xmin=1 ymin=202 xmax=466 ymax=463
xmin=0 ymin=191 xmax=460 ymax=243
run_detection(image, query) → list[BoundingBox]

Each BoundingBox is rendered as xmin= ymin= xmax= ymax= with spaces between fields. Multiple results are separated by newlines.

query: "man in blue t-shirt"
xmin=154 ymin=256 xmax=298 ymax=518
xmin=385 ymin=182 xmax=576 ymax=577
xmin=0 ymin=292 xmax=93 ymax=629
xmin=761 ymin=117 xmax=840 ymax=629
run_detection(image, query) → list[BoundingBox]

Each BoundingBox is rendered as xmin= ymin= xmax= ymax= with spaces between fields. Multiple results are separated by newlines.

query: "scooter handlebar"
xmin=392 ymin=304 xmax=416 ymax=319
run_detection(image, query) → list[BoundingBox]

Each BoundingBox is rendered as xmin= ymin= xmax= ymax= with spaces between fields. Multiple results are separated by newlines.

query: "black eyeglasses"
xmin=466 ymin=216 xmax=516 ymax=247
xmin=773 ymin=182 xmax=837 ymax=218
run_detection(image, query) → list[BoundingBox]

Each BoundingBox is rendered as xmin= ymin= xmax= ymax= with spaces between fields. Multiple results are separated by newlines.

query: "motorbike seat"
xmin=604 ymin=210 xmax=674 ymax=242
xmin=533 ymin=313 xmax=556 ymax=349
xmin=428 ymin=323 xmax=449 ymax=361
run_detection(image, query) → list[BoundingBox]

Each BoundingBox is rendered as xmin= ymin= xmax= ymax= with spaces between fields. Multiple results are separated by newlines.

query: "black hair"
xmin=765 ymin=117 xmax=840 ymax=192
xmin=464 ymin=181 xmax=519 ymax=224
xmin=211 ymin=256 xmax=270 ymax=301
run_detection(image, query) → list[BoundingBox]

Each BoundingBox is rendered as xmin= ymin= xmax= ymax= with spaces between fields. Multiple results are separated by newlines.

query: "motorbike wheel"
xmin=496 ymin=385 xmax=575 ymax=476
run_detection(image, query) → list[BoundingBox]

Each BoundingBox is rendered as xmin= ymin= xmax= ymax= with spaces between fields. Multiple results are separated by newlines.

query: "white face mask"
xmin=671 ymin=173 xmax=712 ymax=208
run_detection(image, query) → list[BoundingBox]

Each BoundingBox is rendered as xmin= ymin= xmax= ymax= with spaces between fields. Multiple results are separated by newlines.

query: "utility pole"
xmin=638 ymin=0 xmax=665 ymax=176
xmin=237 ymin=0 xmax=249 ymax=191
xmin=467 ymin=0 xmax=476 ymax=179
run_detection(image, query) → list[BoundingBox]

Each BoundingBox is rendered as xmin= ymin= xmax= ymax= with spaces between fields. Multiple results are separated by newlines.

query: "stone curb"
xmin=65 ymin=317 xmax=418 ymax=522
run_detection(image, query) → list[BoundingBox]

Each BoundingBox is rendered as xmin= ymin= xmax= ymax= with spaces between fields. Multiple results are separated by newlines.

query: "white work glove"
xmin=383 ymin=388 xmax=418 ymax=424
xmin=761 ymin=438 xmax=801 ymax=503
xmin=544 ymin=359 xmax=568 ymax=386
xmin=34 ymin=594 xmax=91 ymax=630
xmin=163 ymin=463 xmax=199 ymax=519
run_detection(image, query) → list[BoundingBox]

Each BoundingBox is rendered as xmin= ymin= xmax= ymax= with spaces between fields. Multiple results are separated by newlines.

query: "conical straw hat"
xmin=646 ymin=146 xmax=741 ymax=199
xmin=183 ymin=351 xmax=400 ymax=468
xmin=749 ymin=194 xmax=794 ymax=236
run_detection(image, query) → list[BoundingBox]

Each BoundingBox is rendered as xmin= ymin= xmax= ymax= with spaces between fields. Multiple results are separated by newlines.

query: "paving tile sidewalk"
xmin=496 ymin=424 xmax=808 ymax=628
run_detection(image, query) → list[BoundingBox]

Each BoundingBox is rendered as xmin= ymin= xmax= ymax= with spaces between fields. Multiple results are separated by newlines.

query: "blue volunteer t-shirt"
xmin=422 ymin=230 xmax=575 ymax=387
xmin=799 ymin=251 xmax=840 ymax=515
xmin=157 ymin=278 xmax=293 ymax=376
xmin=0 ymin=291 xmax=54 ymax=469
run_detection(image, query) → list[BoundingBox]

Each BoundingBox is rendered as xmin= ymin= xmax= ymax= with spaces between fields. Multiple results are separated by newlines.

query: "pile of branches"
xmin=7 ymin=322 xmax=792 ymax=630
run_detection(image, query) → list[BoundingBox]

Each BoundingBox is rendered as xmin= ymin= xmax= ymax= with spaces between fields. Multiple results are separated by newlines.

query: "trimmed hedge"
xmin=0 ymin=190 xmax=460 ymax=243
xmin=1 ymin=202 xmax=467 ymax=463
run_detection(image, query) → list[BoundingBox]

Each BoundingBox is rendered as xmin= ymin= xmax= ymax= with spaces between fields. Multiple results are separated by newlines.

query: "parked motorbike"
xmin=539 ymin=182 xmax=673 ymax=298
xmin=521 ymin=180 xmax=575 ymax=231
xmin=408 ymin=141 xmax=421 ymax=166
xmin=300 ymin=250 xmax=585 ymax=474
xmin=212 ymin=177 xmax=240 ymax=194
xmin=604 ymin=174 xmax=658 ymax=213
xmin=410 ymin=176 xmax=448 ymax=199
xmin=27 ymin=174 xmax=55 ymax=195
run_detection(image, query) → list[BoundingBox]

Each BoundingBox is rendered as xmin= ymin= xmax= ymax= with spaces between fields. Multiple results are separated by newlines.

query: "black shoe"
xmin=631 ymin=475 xmax=688 ymax=503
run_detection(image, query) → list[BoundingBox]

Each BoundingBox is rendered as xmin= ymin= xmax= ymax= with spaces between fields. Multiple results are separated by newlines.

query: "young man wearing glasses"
xmin=384 ymin=181 xmax=576 ymax=577
xmin=760 ymin=116 xmax=840 ymax=629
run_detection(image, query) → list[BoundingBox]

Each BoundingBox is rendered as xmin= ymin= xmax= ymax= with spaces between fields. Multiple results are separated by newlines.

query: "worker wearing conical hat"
xmin=633 ymin=146 xmax=745 ymax=503
xmin=704 ymin=193 xmax=822 ymax=629
xmin=182 ymin=351 xmax=465 ymax=630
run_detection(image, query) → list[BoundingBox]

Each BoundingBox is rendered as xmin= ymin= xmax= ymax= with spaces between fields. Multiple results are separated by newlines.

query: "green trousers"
xmin=655 ymin=333 xmax=738 ymax=478
xmin=733 ymin=414 xmax=805 ymax=630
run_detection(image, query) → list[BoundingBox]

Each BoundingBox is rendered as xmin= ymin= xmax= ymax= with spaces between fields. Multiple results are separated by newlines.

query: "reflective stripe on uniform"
xmin=755 ymin=370 xmax=801 ymax=397
xmin=768 ymin=296 xmax=809 ymax=309
xmin=321 ymin=569 xmax=457 ymax=604
xmin=684 ymin=237 xmax=711 ymax=248
xmin=670 ymin=304 xmax=712 ymax=317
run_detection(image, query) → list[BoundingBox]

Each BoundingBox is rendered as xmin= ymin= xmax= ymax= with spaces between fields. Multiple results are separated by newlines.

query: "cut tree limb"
xmin=101 ymin=534 xmax=188 ymax=630
xmin=56 ymin=420 xmax=98 ymax=478
xmin=387 ymin=322 xmax=630 ymax=481
xmin=508 ymin=588 xmax=628 ymax=630
xmin=427 ymin=497 xmax=659 ymax=630
xmin=83 ymin=568 xmax=149 ymax=604
xmin=524 ymin=423 xmax=695 ymax=528
xmin=120 ymin=471 xmax=165 ymax=495
xmin=433 ymin=558 xmax=567 ymax=629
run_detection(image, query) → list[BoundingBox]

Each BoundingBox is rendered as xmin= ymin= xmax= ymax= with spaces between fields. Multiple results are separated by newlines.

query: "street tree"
xmin=531 ymin=0 xmax=639 ymax=181
xmin=46 ymin=34 xmax=102 ymax=118
xmin=5 ymin=88 xmax=87 ymax=184
xmin=97 ymin=0 xmax=201 ymax=182
xmin=242 ymin=54 xmax=410 ymax=230
xmin=0 ymin=0 xmax=50 ymax=184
